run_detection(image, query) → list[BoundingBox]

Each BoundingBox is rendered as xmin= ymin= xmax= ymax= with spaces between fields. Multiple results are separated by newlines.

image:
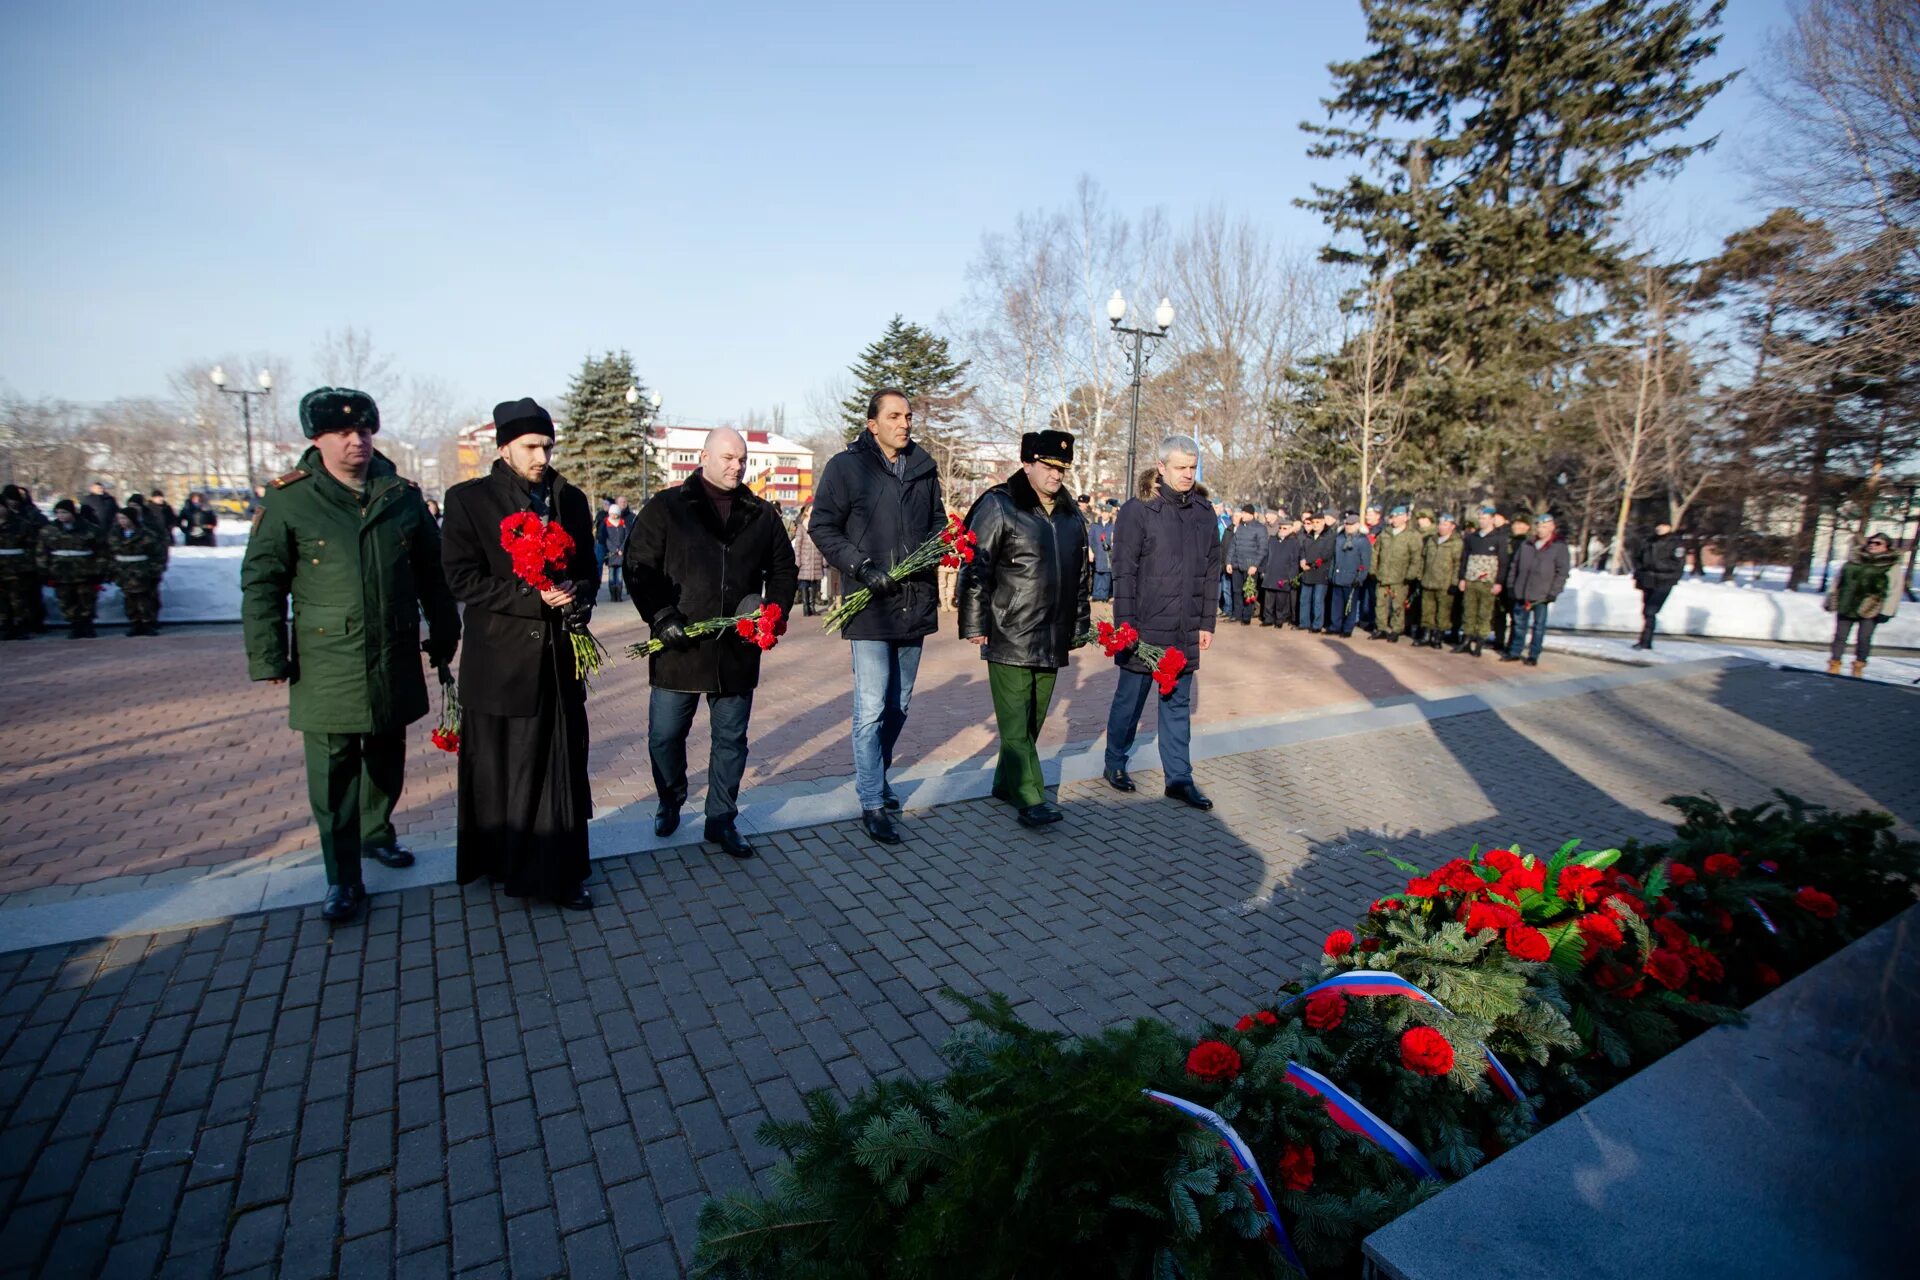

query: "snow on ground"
xmin=1556 ymin=569 xmax=1918 ymax=647
xmin=1546 ymin=631 xmax=1920 ymax=688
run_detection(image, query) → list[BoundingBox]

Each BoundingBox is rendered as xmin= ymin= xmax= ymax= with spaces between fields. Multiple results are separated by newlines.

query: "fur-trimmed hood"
xmin=1135 ymin=467 xmax=1210 ymax=503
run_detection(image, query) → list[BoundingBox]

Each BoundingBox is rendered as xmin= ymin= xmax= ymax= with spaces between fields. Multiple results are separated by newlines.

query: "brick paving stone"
xmin=0 ymin=667 xmax=1914 ymax=1277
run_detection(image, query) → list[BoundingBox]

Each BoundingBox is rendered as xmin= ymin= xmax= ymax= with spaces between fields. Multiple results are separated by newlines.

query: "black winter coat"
xmin=957 ymin=468 xmax=1091 ymax=669
xmin=1267 ymin=532 xmax=1304 ymax=586
xmin=81 ymin=492 xmax=118 ymax=531
xmin=440 ymin=461 xmax=598 ymax=718
xmin=1112 ymin=469 xmax=1220 ymax=673
xmin=1225 ymin=520 xmax=1266 ymax=572
xmin=1634 ymin=532 xmax=1686 ymax=588
xmin=181 ymin=501 xmax=218 ymax=545
xmin=1298 ymin=530 xmax=1335 ymax=584
xmin=624 ymin=474 xmax=798 ymax=694
xmin=807 ymin=432 xmax=944 ymax=642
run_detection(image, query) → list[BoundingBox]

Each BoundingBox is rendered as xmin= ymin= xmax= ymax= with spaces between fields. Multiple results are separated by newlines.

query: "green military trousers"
xmin=302 ymin=729 xmax=407 ymax=887
xmin=1380 ymin=583 xmax=1413 ymax=635
xmin=1461 ymin=581 xmax=1498 ymax=639
xmin=1420 ymin=585 xmax=1456 ymax=633
xmin=988 ymin=662 xmax=1058 ymax=810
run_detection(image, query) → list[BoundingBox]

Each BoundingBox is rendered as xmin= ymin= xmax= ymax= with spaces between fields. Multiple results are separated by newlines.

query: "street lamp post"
xmin=210 ymin=366 xmax=273 ymax=489
xmin=1108 ymin=291 xmax=1175 ymax=488
xmin=624 ymin=385 xmax=663 ymax=503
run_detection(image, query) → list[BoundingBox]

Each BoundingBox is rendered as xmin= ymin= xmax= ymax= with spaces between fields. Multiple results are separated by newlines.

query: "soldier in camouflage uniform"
xmin=1418 ymin=513 xmax=1464 ymax=646
xmin=0 ymin=485 xmax=40 ymax=641
xmin=1453 ymin=505 xmax=1512 ymax=656
xmin=37 ymin=499 xmax=104 ymax=638
xmin=1368 ymin=504 xmax=1424 ymax=643
xmin=107 ymin=508 xmax=168 ymax=635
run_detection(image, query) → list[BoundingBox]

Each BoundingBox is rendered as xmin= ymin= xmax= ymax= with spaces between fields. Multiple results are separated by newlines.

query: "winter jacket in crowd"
xmin=1329 ymin=528 xmax=1374 ymax=586
xmin=1633 ymin=531 xmax=1687 ymax=589
xmin=957 ymin=467 xmax=1091 ymax=669
xmin=180 ymin=499 xmax=219 ymax=546
xmin=1267 ymin=530 xmax=1304 ymax=584
xmin=1112 ymin=468 xmax=1221 ymax=673
xmin=1373 ymin=525 xmax=1424 ymax=583
xmin=1827 ymin=546 xmax=1905 ymax=620
xmin=80 ymin=491 xmax=119 ymax=531
xmin=598 ymin=512 xmax=632 ymax=561
xmin=807 ymin=431 xmax=945 ymax=643
xmin=1505 ymin=535 xmax=1571 ymax=605
xmin=106 ymin=522 xmax=167 ymax=591
xmin=1298 ymin=529 xmax=1335 ymax=585
xmin=1090 ymin=519 xmax=1115 ymax=574
xmin=1225 ymin=519 xmax=1267 ymax=572
xmin=1459 ymin=527 xmax=1511 ymax=586
xmin=37 ymin=518 xmax=103 ymax=582
xmin=793 ymin=513 xmax=829 ymax=581
xmin=1420 ymin=532 xmax=1464 ymax=590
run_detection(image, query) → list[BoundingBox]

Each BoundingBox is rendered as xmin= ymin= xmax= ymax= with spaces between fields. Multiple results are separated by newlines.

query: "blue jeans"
xmin=1219 ymin=573 xmax=1233 ymax=611
xmin=1330 ymin=583 xmax=1364 ymax=634
xmin=1092 ymin=570 xmax=1113 ymax=602
xmin=1104 ymin=667 xmax=1196 ymax=786
xmin=648 ymin=689 xmax=753 ymax=821
xmin=1507 ymin=600 xmax=1550 ymax=660
xmin=1299 ymin=583 xmax=1328 ymax=631
xmin=850 ymin=640 xmax=923 ymax=811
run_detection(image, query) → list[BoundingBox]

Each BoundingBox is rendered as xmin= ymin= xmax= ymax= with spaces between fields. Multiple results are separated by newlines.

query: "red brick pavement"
xmin=0 ymin=612 xmax=1615 ymax=893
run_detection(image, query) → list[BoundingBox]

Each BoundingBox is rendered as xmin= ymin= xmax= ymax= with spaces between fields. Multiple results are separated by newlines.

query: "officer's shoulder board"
xmin=272 ymin=469 xmax=309 ymax=489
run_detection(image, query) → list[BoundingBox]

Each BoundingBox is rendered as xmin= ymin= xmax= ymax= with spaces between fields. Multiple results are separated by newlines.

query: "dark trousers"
xmin=1105 ymin=667 xmax=1196 ymax=786
xmin=1640 ymin=582 xmax=1673 ymax=635
xmin=1092 ymin=570 xmax=1113 ymax=602
xmin=1359 ymin=577 xmax=1377 ymax=630
xmin=1229 ymin=569 xmax=1256 ymax=622
xmin=302 ymin=729 xmax=406 ymax=887
xmin=54 ymin=581 xmax=98 ymax=625
xmin=0 ymin=578 xmax=35 ymax=635
xmin=649 ymin=688 xmax=754 ymax=822
xmin=1262 ymin=585 xmax=1293 ymax=627
xmin=122 ymin=587 xmax=160 ymax=629
xmin=1300 ymin=582 xmax=1328 ymax=631
xmin=798 ymin=580 xmax=819 ymax=615
xmin=1330 ymin=583 xmax=1364 ymax=635
xmin=1830 ymin=616 xmax=1880 ymax=663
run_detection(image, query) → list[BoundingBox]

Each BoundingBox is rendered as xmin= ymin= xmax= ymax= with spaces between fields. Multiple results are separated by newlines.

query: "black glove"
xmin=855 ymin=560 xmax=899 ymax=600
xmin=655 ymin=616 xmax=692 ymax=652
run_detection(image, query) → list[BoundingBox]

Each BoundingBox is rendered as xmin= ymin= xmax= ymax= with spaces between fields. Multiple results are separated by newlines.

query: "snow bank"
xmin=1555 ymin=569 xmax=1919 ymax=647
xmin=43 ymin=536 xmax=251 ymax=626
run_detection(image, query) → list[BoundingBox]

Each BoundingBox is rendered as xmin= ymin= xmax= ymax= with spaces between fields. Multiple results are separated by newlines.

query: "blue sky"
xmin=1 ymin=0 xmax=1792 ymax=428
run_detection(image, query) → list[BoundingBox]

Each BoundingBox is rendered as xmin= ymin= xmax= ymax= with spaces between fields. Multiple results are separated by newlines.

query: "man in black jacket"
xmin=1224 ymin=504 xmax=1266 ymax=624
xmin=627 ymin=430 xmax=797 ymax=858
xmin=180 ymin=493 xmax=218 ymax=546
xmin=1631 ymin=521 xmax=1686 ymax=649
xmin=1103 ymin=434 xmax=1220 ymax=810
xmin=1263 ymin=516 xmax=1303 ymax=629
xmin=80 ymin=482 xmax=118 ymax=531
xmin=808 ymin=388 xmax=945 ymax=845
xmin=1298 ymin=512 xmax=1336 ymax=633
xmin=1453 ymin=505 xmax=1511 ymax=656
xmin=959 ymin=430 xmax=1091 ymax=829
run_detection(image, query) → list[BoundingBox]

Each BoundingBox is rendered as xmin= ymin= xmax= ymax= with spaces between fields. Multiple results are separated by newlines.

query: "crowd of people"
xmin=0 ymin=481 xmax=196 ymax=639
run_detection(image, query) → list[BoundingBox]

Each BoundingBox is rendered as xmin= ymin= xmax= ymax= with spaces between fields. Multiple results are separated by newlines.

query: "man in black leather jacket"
xmin=958 ymin=430 xmax=1091 ymax=828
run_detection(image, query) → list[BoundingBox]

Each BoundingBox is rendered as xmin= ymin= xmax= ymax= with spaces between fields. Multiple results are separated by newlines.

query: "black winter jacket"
xmin=1298 ymin=530 xmax=1335 ymax=585
xmin=440 ymin=461 xmax=597 ymax=718
xmin=624 ymin=475 xmax=798 ymax=694
xmin=1111 ymin=469 xmax=1220 ymax=673
xmin=1225 ymin=520 xmax=1267 ymax=572
xmin=1459 ymin=527 xmax=1511 ymax=586
xmin=957 ymin=469 xmax=1091 ymax=669
xmin=1505 ymin=536 xmax=1571 ymax=605
xmin=808 ymin=432 xmax=945 ymax=642
xmin=1267 ymin=532 xmax=1304 ymax=586
xmin=1633 ymin=532 xmax=1686 ymax=589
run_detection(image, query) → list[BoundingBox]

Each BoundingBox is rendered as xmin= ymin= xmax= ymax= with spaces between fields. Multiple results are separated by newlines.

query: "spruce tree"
xmin=1300 ymin=0 xmax=1732 ymax=494
xmin=840 ymin=315 xmax=974 ymax=481
xmin=558 ymin=351 xmax=660 ymax=501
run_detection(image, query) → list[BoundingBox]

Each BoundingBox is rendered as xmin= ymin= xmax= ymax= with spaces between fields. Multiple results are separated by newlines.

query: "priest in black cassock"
xmin=440 ymin=398 xmax=599 ymax=909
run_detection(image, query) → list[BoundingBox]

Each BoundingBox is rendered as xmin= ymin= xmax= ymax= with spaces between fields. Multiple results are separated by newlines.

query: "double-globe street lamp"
xmin=624 ymin=384 xmax=663 ymax=503
xmin=209 ymin=365 xmax=273 ymax=490
xmin=1108 ymin=291 xmax=1176 ymax=487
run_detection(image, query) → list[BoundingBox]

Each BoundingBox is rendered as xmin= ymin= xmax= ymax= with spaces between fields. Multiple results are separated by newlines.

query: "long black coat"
xmin=1298 ymin=529 xmax=1335 ymax=584
xmin=1267 ymin=531 xmax=1304 ymax=584
xmin=807 ymin=432 xmax=944 ymax=642
xmin=440 ymin=461 xmax=597 ymax=718
xmin=624 ymin=474 xmax=798 ymax=694
xmin=1111 ymin=469 xmax=1220 ymax=673
xmin=957 ymin=468 xmax=1092 ymax=669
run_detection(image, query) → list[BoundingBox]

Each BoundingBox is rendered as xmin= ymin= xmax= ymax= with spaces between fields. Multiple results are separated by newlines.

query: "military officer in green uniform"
xmin=242 ymin=387 xmax=460 ymax=923
xmin=1417 ymin=513 xmax=1464 ymax=647
xmin=0 ymin=486 xmax=41 ymax=640
xmin=1368 ymin=504 xmax=1424 ymax=643
xmin=38 ymin=499 xmax=104 ymax=638
xmin=106 ymin=508 xmax=168 ymax=635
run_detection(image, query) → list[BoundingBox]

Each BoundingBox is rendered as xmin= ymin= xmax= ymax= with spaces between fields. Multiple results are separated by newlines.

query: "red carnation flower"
xmin=1645 ymin=948 xmax=1690 ymax=991
xmin=1793 ymin=886 xmax=1838 ymax=919
xmin=1555 ymin=865 xmax=1604 ymax=905
xmin=1303 ymin=989 xmax=1346 ymax=1030
xmin=1359 ymin=937 xmax=1382 ymax=953
xmin=1703 ymin=853 xmax=1741 ymax=878
xmin=1254 ymin=1010 xmax=1278 ymax=1027
xmin=1481 ymin=848 xmax=1521 ymax=874
xmin=1709 ymin=905 xmax=1734 ymax=934
xmin=1371 ymin=898 xmax=1402 ymax=913
xmin=1753 ymin=961 xmax=1782 ymax=987
xmin=1234 ymin=1014 xmax=1255 ymax=1032
xmin=1461 ymin=899 xmax=1521 ymax=935
xmin=1688 ymin=947 xmax=1725 ymax=984
xmin=1276 ymin=1141 xmax=1315 ymax=1192
xmin=1323 ymin=929 xmax=1355 ymax=958
xmin=1399 ymin=1026 xmax=1455 ymax=1077
xmin=735 ymin=618 xmax=756 ymax=638
xmin=1434 ymin=858 xmax=1487 ymax=895
xmin=1504 ymin=924 xmax=1551 ymax=963
xmin=1665 ymin=861 xmax=1696 ymax=886
xmin=1185 ymin=1039 xmax=1242 ymax=1085
xmin=1578 ymin=912 xmax=1624 ymax=960
xmin=1405 ymin=875 xmax=1439 ymax=898
xmin=1652 ymin=917 xmax=1690 ymax=950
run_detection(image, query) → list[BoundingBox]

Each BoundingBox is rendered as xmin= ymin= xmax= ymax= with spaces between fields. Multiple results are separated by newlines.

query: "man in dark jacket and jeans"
xmin=808 ymin=388 xmax=945 ymax=845
xmin=959 ymin=430 xmax=1091 ymax=829
xmin=628 ymin=430 xmax=797 ymax=858
xmin=1631 ymin=521 xmax=1686 ymax=649
xmin=1501 ymin=513 xmax=1570 ymax=666
xmin=1224 ymin=504 xmax=1266 ymax=624
xmin=1104 ymin=434 xmax=1220 ymax=810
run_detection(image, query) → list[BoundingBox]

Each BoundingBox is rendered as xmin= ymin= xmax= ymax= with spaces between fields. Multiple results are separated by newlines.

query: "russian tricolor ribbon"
xmin=1281 ymin=970 xmax=1532 ymax=1115
xmin=1142 ymin=1090 xmax=1307 ymax=1274
xmin=1746 ymin=896 xmax=1779 ymax=936
xmin=1282 ymin=1062 xmax=1441 ymax=1181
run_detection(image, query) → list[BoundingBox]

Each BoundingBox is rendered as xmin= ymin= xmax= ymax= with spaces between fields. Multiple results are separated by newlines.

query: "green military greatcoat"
xmin=241 ymin=448 xmax=460 ymax=733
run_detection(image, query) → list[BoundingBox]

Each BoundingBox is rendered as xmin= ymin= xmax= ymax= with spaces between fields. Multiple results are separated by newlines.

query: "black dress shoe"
xmin=1105 ymin=767 xmax=1136 ymax=793
xmin=1016 ymin=803 xmax=1064 ymax=828
xmin=882 ymin=792 xmax=903 ymax=813
xmin=321 ymin=883 xmax=366 ymax=923
xmin=1499 ymin=652 xmax=1522 ymax=663
xmin=1165 ymin=782 xmax=1214 ymax=810
xmin=654 ymin=807 xmax=680 ymax=838
xmin=704 ymin=820 xmax=755 ymax=859
xmin=366 ymin=843 xmax=415 ymax=869
xmin=1523 ymin=656 xmax=1539 ymax=667
xmin=861 ymin=809 xmax=902 ymax=845
xmin=555 ymin=887 xmax=593 ymax=910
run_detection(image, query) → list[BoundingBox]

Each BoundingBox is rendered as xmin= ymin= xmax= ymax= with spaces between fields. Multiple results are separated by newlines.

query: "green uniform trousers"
xmin=1420 ymin=586 xmax=1456 ymax=633
xmin=1380 ymin=582 xmax=1413 ymax=635
xmin=54 ymin=581 xmax=97 ymax=624
xmin=988 ymin=662 xmax=1058 ymax=809
xmin=1462 ymin=581 xmax=1498 ymax=638
xmin=0 ymin=578 xmax=36 ymax=635
xmin=122 ymin=588 xmax=160 ymax=627
xmin=302 ymin=729 xmax=406 ymax=887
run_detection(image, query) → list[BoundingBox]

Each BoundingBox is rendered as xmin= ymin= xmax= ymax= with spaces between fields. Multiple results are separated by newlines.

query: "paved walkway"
xmin=0 ymin=664 xmax=1914 ymax=1278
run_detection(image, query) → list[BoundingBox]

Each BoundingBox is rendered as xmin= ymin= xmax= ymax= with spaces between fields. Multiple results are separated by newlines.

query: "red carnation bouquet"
xmin=430 ymin=666 xmax=460 ymax=754
xmin=1088 ymin=620 xmax=1188 ymax=696
xmin=627 ymin=602 xmax=785 ymax=658
xmin=499 ymin=512 xmax=608 ymax=686
xmin=823 ymin=514 xmax=977 ymax=633
xmin=1242 ymin=569 xmax=1260 ymax=604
